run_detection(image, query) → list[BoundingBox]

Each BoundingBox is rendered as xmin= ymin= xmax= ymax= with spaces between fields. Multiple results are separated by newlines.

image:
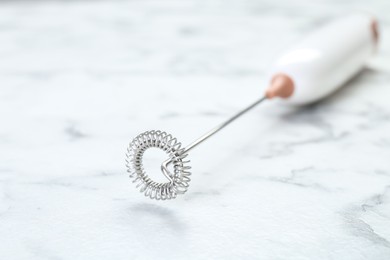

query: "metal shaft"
xmin=161 ymin=96 xmax=267 ymax=178
xmin=183 ymin=96 xmax=267 ymax=153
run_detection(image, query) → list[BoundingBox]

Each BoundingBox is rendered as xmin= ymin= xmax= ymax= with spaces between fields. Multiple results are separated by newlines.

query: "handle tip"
xmin=371 ymin=18 xmax=379 ymax=44
xmin=265 ymin=73 xmax=295 ymax=99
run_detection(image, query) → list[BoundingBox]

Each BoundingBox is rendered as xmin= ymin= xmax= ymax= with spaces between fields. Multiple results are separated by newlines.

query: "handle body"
xmin=269 ymin=14 xmax=377 ymax=105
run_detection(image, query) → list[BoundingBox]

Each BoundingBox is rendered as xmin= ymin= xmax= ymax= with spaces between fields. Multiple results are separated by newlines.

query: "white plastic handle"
xmin=269 ymin=14 xmax=378 ymax=105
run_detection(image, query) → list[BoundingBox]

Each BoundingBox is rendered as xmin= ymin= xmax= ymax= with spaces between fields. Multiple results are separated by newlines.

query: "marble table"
xmin=1 ymin=0 xmax=390 ymax=259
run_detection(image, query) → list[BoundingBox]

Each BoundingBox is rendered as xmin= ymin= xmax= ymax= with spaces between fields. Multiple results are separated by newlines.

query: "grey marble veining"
xmin=0 ymin=0 xmax=390 ymax=259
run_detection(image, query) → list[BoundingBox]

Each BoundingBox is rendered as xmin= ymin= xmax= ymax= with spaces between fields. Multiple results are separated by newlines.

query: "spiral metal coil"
xmin=125 ymin=130 xmax=191 ymax=200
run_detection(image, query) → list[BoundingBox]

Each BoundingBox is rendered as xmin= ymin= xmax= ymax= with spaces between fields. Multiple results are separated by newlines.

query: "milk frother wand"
xmin=126 ymin=14 xmax=379 ymax=200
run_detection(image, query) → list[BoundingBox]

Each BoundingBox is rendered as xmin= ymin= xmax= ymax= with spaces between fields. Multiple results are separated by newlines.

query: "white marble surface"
xmin=1 ymin=0 xmax=390 ymax=259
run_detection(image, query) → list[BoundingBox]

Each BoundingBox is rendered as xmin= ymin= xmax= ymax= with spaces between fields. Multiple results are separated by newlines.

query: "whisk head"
xmin=125 ymin=130 xmax=191 ymax=200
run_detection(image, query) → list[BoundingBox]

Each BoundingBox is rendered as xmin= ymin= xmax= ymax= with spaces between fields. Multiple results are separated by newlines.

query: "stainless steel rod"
xmin=183 ymin=96 xmax=267 ymax=153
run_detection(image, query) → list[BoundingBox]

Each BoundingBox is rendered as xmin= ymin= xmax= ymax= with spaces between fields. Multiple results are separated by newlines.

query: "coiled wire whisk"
xmin=125 ymin=96 xmax=266 ymax=200
xmin=125 ymin=130 xmax=191 ymax=200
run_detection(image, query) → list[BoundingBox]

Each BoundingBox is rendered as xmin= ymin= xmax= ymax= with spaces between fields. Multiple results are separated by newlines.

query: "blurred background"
xmin=0 ymin=0 xmax=388 ymax=77
xmin=1 ymin=0 xmax=390 ymax=259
